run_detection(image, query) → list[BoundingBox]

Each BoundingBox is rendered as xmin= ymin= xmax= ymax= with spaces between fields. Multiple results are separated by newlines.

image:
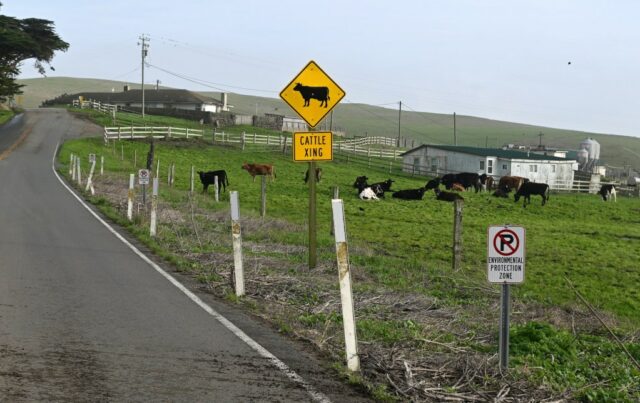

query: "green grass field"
xmin=0 ymin=109 xmax=14 ymax=125
xmin=58 ymin=130 xmax=640 ymax=400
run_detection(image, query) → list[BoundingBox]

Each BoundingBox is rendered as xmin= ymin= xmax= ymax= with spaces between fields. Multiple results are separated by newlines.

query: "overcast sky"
xmin=5 ymin=1 xmax=640 ymax=137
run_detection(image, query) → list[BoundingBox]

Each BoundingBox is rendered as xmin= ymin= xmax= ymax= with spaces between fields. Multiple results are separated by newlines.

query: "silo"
xmin=579 ymin=138 xmax=600 ymax=161
xmin=577 ymin=149 xmax=589 ymax=165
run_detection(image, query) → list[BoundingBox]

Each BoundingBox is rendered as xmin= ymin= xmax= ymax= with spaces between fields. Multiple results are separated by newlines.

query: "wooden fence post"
xmin=150 ymin=178 xmax=158 ymax=237
xmin=260 ymin=175 xmax=267 ymax=218
xmin=241 ymin=132 xmax=246 ymax=150
xmin=230 ymin=191 xmax=245 ymax=296
xmin=190 ymin=165 xmax=194 ymax=194
xmin=134 ymin=149 xmax=137 ymax=168
xmin=452 ymin=199 xmax=463 ymax=271
xmin=69 ymin=154 xmax=74 ymax=176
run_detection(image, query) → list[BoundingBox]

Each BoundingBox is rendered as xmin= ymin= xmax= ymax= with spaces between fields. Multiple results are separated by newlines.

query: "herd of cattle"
xmin=194 ymin=164 xmax=618 ymax=207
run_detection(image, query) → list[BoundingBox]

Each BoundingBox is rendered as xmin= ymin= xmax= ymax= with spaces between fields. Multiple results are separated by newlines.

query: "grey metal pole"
xmin=499 ymin=283 xmax=511 ymax=373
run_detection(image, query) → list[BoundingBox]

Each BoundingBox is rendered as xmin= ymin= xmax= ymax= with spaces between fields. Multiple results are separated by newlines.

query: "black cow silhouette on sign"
xmin=293 ymin=83 xmax=330 ymax=107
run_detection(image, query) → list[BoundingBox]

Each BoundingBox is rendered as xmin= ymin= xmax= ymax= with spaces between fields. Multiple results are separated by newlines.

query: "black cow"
xmin=392 ymin=187 xmax=427 ymax=200
xmin=197 ymin=170 xmax=229 ymax=193
xmin=441 ymin=173 xmax=482 ymax=192
xmin=514 ymin=182 xmax=549 ymax=207
xmin=434 ymin=188 xmax=464 ymax=202
xmin=425 ymin=177 xmax=441 ymax=190
xmin=304 ymin=167 xmax=322 ymax=184
xmin=598 ymin=184 xmax=617 ymax=202
xmin=353 ymin=176 xmax=369 ymax=190
xmin=369 ymin=179 xmax=394 ymax=193
xmin=293 ymin=83 xmax=330 ymax=107
xmin=492 ymin=188 xmax=510 ymax=198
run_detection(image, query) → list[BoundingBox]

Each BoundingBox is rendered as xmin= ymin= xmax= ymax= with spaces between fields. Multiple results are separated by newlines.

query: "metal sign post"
xmin=487 ymin=225 xmax=526 ymax=373
xmin=138 ymin=169 xmax=150 ymax=205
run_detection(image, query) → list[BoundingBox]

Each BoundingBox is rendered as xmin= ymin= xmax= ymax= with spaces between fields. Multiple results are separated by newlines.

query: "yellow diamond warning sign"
xmin=280 ymin=61 xmax=345 ymax=128
xmin=293 ymin=132 xmax=333 ymax=162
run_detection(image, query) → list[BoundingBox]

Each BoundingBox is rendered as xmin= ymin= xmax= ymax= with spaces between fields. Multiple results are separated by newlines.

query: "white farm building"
xmin=400 ymin=145 xmax=578 ymax=187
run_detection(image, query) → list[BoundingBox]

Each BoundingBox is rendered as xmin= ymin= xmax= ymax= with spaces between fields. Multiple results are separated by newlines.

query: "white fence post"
xmin=76 ymin=157 xmax=82 ymax=185
xmin=150 ymin=178 xmax=158 ymax=237
xmin=331 ymin=199 xmax=360 ymax=373
xmin=230 ymin=191 xmax=245 ymax=296
xmin=69 ymin=154 xmax=75 ymax=176
xmin=190 ymin=165 xmax=195 ymax=194
xmin=214 ymin=176 xmax=219 ymax=202
xmin=100 ymin=155 xmax=104 ymax=176
xmin=127 ymin=173 xmax=135 ymax=221
xmin=85 ymin=160 xmax=96 ymax=195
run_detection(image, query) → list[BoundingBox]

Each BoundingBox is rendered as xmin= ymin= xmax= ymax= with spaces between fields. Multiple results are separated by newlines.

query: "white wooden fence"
xmin=104 ymin=126 xmax=204 ymax=142
xmin=73 ymin=99 xmax=117 ymax=114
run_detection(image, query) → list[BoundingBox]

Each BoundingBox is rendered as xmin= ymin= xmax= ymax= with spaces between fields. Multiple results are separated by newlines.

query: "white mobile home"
xmin=401 ymin=145 xmax=578 ymax=186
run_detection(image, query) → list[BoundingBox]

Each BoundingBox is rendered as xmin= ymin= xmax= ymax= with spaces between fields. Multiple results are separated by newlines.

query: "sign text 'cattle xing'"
xmin=293 ymin=132 xmax=333 ymax=162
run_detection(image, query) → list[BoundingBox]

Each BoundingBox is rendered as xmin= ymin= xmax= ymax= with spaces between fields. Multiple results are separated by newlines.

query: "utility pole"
xmin=397 ymin=101 xmax=402 ymax=147
xmin=538 ymin=132 xmax=544 ymax=148
xmin=453 ymin=112 xmax=457 ymax=146
xmin=138 ymin=34 xmax=150 ymax=119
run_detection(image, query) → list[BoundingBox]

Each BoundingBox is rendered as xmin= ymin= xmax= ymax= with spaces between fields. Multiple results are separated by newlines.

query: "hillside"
xmin=18 ymin=77 xmax=640 ymax=170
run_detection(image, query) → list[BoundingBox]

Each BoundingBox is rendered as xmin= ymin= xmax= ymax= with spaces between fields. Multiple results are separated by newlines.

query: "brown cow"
xmin=242 ymin=162 xmax=276 ymax=182
xmin=451 ymin=183 xmax=465 ymax=192
xmin=497 ymin=176 xmax=527 ymax=192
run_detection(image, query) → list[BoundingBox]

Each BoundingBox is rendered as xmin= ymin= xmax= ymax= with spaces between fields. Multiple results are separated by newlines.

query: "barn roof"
xmin=401 ymin=144 xmax=574 ymax=161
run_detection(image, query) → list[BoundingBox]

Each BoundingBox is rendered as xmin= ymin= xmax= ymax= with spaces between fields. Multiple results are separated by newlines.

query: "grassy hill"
xmin=17 ymin=77 xmax=640 ymax=170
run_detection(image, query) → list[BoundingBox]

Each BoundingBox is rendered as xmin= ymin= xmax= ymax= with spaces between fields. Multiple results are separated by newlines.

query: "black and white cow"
xmin=598 ymin=184 xmax=617 ymax=202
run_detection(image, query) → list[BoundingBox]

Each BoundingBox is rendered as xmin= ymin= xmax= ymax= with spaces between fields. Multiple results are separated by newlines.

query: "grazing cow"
xmin=434 ymin=188 xmax=464 ymax=202
xmin=304 ymin=167 xmax=322 ymax=184
xmin=451 ymin=183 xmax=466 ymax=192
xmin=293 ymin=83 xmax=330 ymax=107
xmin=425 ymin=177 xmax=441 ymax=190
xmin=514 ymin=182 xmax=550 ymax=207
xmin=392 ymin=187 xmax=427 ymax=200
xmin=197 ymin=170 xmax=229 ymax=193
xmin=498 ymin=176 xmax=527 ymax=193
xmin=492 ymin=188 xmax=510 ymax=198
xmin=441 ymin=172 xmax=482 ymax=192
xmin=480 ymin=174 xmax=494 ymax=192
xmin=359 ymin=187 xmax=379 ymax=200
xmin=241 ymin=162 xmax=275 ymax=182
xmin=598 ymin=184 xmax=617 ymax=202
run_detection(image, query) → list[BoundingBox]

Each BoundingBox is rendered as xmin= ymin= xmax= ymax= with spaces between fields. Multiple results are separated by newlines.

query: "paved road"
xmin=0 ymin=109 xmax=369 ymax=402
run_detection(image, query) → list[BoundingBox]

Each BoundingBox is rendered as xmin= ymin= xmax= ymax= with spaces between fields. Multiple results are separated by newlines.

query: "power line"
xmin=146 ymin=63 xmax=277 ymax=94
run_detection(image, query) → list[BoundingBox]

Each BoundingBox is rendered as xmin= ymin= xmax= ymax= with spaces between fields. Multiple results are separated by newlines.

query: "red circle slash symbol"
xmin=493 ymin=229 xmax=519 ymax=256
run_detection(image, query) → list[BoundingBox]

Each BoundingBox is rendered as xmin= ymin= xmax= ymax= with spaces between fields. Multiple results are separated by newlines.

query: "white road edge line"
xmin=52 ymin=142 xmax=332 ymax=403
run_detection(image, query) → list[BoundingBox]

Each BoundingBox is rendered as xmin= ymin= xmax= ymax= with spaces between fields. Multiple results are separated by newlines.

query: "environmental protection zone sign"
xmin=279 ymin=60 xmax=345 ymax=128
xmin=487 ymin=226 xmax=525 ymax=284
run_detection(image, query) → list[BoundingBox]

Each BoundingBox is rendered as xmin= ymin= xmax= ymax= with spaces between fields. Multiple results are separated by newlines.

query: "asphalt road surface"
xmin=0 ymin=109 xmax=370 ymax=402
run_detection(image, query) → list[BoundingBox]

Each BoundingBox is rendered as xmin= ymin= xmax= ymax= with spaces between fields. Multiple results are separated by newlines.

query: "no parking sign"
xmin=487 ymin=226 xmax=525 ymax=283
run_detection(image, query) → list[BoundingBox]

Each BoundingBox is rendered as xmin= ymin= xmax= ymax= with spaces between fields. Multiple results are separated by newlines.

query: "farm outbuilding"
xmin=400 ymin=145 xmax=578 ymax=186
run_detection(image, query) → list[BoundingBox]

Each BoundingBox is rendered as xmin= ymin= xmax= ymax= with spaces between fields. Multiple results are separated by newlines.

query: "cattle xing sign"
xmin=293 ymin=132 xmax=332 ymax=162
xmin=280 ymin=60 xmax=345 ymax=128
xmin=487 ymin=226 xmax=525 ymax=283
